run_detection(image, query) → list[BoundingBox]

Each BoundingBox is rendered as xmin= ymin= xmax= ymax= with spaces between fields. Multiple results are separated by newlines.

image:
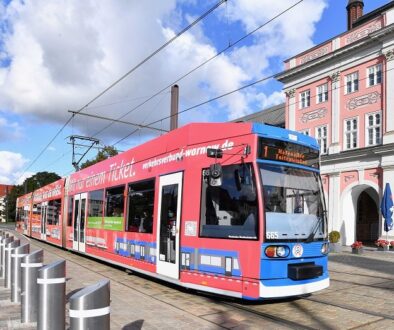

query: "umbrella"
xmin=380 ymin=183 xmax=393 ymax=239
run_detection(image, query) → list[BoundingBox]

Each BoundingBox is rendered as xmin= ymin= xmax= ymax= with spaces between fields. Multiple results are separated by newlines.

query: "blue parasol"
xmin=380 ymin=183 xmax=393 ymax=238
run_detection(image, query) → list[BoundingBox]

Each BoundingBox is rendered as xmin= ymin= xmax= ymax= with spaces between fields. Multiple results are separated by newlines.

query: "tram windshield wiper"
xmin=305 ymin=216 xmax=323 ymax=243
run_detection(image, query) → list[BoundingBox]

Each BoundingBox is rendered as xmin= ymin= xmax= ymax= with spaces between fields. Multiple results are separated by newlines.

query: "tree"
xmin=6 ymin=171 xmax=61 ymax=222
xmin=80 ymin=146 xmax=118 ymax=169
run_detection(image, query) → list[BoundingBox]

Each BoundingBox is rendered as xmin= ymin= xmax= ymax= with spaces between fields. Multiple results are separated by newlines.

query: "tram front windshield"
xmin=260 ymin=164 xmax=326 ymax=242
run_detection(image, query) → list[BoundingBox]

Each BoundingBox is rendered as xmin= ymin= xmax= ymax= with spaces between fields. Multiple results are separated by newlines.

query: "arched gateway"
xmin=341 ymin=183 xmax=380 ymax=245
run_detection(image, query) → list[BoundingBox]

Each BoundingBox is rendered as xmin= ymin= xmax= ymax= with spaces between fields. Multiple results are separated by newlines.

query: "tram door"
xmin=72 ymin=193 xmax=87 ymax=253
xmin=40 ymin=201 xmax=48 ymax=240
xmin=156 ymin=172 xmax=183 ymax=279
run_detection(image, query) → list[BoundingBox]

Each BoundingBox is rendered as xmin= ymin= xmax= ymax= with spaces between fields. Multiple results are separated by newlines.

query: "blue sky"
xmin=0 ymin=0 xmax=391 ymax=184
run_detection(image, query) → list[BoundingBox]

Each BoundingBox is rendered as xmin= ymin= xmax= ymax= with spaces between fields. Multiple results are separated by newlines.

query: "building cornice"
xmin=276 ymin=23 xmax=394 ymax=82
xmin=320 ymin=143 xmax=394 ymax=165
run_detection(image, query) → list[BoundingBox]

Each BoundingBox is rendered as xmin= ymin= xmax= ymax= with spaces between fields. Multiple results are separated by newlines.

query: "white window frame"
xmin=366 ymin=64 xmax=382 ymax=87
xmin=345 ymin=72 xmax=359 ymax=94
xmin=316 ymin=83 xmax=328 ymax=104
xmin=365 ymin=111 xmax=382 ymax=146
xmin=315 ymin=125 xmax=328 ymax=155
xmin=344 ymin=117 xmax=359 ymax=150
xmin=299 ymin=90 xmax=310 ymax=109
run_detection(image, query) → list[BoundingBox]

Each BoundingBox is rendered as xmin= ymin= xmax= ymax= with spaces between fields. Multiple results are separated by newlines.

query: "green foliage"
xmin=329 ymin=230 xmax=340 ymax=243
xmin=5 ymin=171 xmax=61 ymax=222
xmin=80 ymin=146 xmax=118 ymax=169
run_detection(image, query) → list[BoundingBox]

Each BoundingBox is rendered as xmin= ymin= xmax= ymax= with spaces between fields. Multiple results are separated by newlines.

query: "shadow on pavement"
xmin=122 ymin=319 xmax=144 ymax=330
xmin=329 ymin=254 xmax=394 ymax=276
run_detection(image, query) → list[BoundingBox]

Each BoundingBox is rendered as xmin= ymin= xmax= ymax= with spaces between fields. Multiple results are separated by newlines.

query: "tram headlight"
xmin=265 ymin=245 xmax=289 ymax=258
xmin=321 ymin=243 xmax=329 ymax=255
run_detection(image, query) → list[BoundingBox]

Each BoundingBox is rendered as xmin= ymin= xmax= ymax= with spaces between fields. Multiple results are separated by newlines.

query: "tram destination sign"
xmin=258 ymin=137 xmax=319 ymax=168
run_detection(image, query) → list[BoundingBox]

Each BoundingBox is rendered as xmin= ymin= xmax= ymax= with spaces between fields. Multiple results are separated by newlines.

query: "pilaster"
xmin=329 ymin=71 xmax=341 ymax=154
xmin=285 ymin=88 xmax=296 ymax=130
xmin=383 ymin=49 xmax=394 ymax=144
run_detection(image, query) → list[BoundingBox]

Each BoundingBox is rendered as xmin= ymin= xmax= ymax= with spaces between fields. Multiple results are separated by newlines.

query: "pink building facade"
xmin=277 ymin=1 xmax=394 ymax=245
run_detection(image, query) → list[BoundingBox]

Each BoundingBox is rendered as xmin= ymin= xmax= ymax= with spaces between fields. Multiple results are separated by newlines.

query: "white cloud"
xmin=0 ymin=151 xmax=30 ymax=184
xmin=0 ymin=0 xmax=326 ymax=147
xmin=0 ymin=114 xmax=24 ymax=141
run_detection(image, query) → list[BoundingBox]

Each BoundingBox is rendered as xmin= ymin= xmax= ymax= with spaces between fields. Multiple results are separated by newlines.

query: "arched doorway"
xmin=356 ymin=188 xmax=379 ymax=243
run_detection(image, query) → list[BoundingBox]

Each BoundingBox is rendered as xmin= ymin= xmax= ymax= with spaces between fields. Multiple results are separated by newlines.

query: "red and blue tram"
xmin=16 ymin=122 xmax=329 ymax=300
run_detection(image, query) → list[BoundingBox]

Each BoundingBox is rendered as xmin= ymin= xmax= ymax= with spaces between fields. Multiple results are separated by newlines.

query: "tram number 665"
xmin=266 ymin=232 xmax=279 ymax=239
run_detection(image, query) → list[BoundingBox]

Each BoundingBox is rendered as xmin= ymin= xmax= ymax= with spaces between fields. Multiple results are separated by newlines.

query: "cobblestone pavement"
xmin=0 ymin=227 xmax=393 ymax=329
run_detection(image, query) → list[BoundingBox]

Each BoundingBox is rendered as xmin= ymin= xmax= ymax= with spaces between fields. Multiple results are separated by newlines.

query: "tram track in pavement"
xmin=25 ymin=237 xmax=313 ymax=329
xmin=20 ymin=236 xmax=394 ymax=329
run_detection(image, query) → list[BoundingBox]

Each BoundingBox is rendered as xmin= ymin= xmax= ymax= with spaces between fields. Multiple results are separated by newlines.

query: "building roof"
xmin=0 ymin=184 xmax=13 ymax=197
xmin=353 ymin=1 xmax=394 ymax=28
xmin=232 ymin=103 xmax=285 ymax=127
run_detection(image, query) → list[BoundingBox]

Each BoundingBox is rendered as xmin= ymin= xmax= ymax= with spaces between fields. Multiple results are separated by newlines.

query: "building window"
xmin=299 ymin=90 xmax=310 ymax=109
xmin=367 ymin=64 xmax=382 ymax=87
xmin=345 ymin=72 xmax=359 ymax=94
xmin=316 ymin=83 xmax=328 ymax=103
xmin=315 ymin=125 xmax=328 ymax=154
xmin=344 ymin=118 xmax=358 ymax=150
xmin=366 ymin=112 xmax=381 ymax=146
xmin=300 ymin=129 xmax=310 ymax=136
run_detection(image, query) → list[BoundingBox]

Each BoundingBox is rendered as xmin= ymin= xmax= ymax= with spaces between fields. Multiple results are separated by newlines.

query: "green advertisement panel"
xmin=103 ymin=217 xmax=124 ymax=231
xmin=87 ymin=217 xmax=103 ymax=229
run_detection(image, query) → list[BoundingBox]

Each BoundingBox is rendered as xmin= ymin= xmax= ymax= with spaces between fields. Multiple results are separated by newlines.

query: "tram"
xmin=16 ymin=122 xmax=329 ymax=300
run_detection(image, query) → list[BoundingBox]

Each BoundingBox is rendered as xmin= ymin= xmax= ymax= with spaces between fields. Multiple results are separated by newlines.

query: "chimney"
xmin=347 ymin=0 xmax=364 ymax=30
xmin=170 ymin=85 xmax=179 ymax=131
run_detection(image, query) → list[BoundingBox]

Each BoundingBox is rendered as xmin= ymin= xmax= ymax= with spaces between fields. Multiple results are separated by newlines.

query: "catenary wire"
xmin=16 ymin=0 xmax=227 ymax=181
xmin=87 ymin=0 xmax=305 ymax=138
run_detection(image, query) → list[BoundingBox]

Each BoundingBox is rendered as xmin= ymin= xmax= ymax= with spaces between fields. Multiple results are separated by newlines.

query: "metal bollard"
xmin=11 ymin=243 xmax=30 ymax=303
xmin=69 ymin=279 xmax=110 ymax=330
xmin=5 ymin=239 xmax=20 ymax=289
xmin=0 ymin=234 xmax=11 ymax=278
xmin=37 ymin=260 xmax=66 ymax=330
xmin=21 ymin=249 xmax=44 ymax=324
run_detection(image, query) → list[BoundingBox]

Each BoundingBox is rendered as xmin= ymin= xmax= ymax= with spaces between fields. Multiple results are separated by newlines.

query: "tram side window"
xmin=47 ymin=199 xmax=61 ymax=225
xmin=33 ymin=203 xmax=41 ymax=216
xmin=126 ymin=179 xmax=154 ymax=233
xmin=105 ymin=186 xmax=125 ymax=217
xmin=88 ymin=189 xmax=104 ymax=229
xmin=200 ymin=163 xmax=258 ymax=240
xmin=67 ymin=197 xmax=74 ymax=226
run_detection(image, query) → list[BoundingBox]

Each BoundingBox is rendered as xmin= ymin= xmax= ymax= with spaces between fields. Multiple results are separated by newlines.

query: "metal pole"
xmin=37 ymin=260 xmax=66 ymax=330
xmin=11 ymin=243 xmax=30 ymax=303
xmin=21 ymin=249 xmax=44 ymax=324
xmin=5 ymin=239 xmax=20 ymax=289
xmin=69 ymin=279 xmax=110 ymax=330
xmin=0 ymin=233 xmax=11 ymax=278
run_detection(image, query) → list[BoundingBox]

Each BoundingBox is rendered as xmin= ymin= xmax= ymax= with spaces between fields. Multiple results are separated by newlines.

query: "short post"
xmin=21 ymin=249 xmax=44 ymax=324
xmin=5 ymin=239 xmax=20 ymax=289
xmin=11 ymin=243 xmax=30 ymax=303
xmin=0 ymin=234 xmax=12 ymax=278
xmin=37 ymin=260 xmax=66 ymax=330
xmin=69 ymin=279 xmax=110 ymax=330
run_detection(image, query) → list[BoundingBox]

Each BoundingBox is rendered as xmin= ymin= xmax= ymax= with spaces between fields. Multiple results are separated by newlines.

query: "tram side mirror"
xmin=207 ymin=148 xmax=223 ymax=158
xmin=209 ymin=163 xmax=222 ymax=186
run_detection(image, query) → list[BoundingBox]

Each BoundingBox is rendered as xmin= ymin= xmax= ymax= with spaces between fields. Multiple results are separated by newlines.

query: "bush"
xmin=329 ymin=231 xmax=340 ymax=243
